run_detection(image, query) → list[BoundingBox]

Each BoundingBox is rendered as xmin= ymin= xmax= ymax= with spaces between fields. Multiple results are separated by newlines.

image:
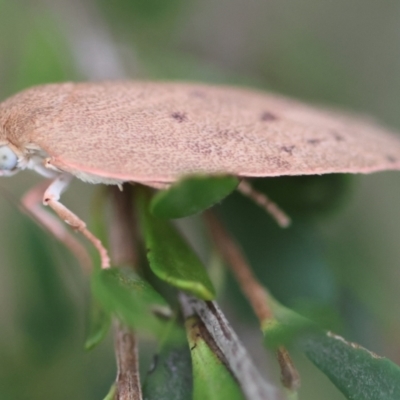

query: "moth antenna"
xmin=237 ymin=180 xmax=291 ymax=228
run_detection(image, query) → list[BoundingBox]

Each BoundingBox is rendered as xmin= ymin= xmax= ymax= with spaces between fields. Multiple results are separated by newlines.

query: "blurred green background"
xmin=0 ymin=1 xmax=400 ymax=399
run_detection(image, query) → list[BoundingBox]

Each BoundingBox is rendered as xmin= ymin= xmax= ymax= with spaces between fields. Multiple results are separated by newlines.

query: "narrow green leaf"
xmin=112 ymin=266 xmax=172 ymax=317
xmin=84 ymin=299 xmax=111 ymax=351
xmin=183 ymin=295 xmax=282 ymax=399
xmin=302 ymin=331 xmax=400 ymax=400
xmin=150 ymin=175 xmax=239 ymax=219
xmin=186 ymin=316 xmax=245 ymax=400
xmin=138 ymin=188 xmax=216 ymax=300
xmin=92 ymin=266 xmax=170 ymax=336
xmin=264 ymin=297 xmax=400 ymax=400
xmin=103 ymin=384 xmax=116 ymax=400
xmin=142 ymin=328 xmax=192 ymax=400
xmin=262 ymin=298 xmax=317 ymax=349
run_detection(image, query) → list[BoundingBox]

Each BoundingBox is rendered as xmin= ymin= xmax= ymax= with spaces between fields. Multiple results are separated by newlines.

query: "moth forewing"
xmin=0 ymin=81 xmax=400 ymax=267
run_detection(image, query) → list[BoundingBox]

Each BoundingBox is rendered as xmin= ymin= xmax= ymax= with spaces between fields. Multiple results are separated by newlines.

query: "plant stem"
xmin=204 ymin=212 xmax=273 ymax=322
xmin=109 ymin=185 xmax=138 ymax=267
xmin=109 ymin=185 xmax=143 ymax=400
xmin=113 ymin=320 xmax=142 ymax=400
xmin=204 ymin=212 xmax=300 ymax=393
xmin=179 ymin=293 xmax=283 ymax=400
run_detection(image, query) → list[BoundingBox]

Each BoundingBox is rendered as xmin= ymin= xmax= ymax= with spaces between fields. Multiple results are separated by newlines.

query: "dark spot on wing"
xmin=187 ymin=141 xmax=213 ymax=155
xmin=260 ymin=111 xmax=278 ymax=122
xmin=217 ymin=128 xmax=241 ymax=138
xmin=264 ymin=155 xmax=291 ymax=169
xmin=330 ymin=130 xmax=345 ymax=141
xmin=217 ymin=129 xmax=229 ymax=138
xmin=280 ymin=145 xmax=295 ymax=155
xmin=307 ymin=138 xmax=322 ymax=145
xmin=386 ymin=155 xmax=397 ymax=163
xmin=171 ymin=112 xmax=187 ymax=122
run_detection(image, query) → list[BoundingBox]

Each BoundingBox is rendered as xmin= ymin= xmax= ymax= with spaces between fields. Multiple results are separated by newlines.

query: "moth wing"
xmin=24 ymin=81 xmax=400 ymax=183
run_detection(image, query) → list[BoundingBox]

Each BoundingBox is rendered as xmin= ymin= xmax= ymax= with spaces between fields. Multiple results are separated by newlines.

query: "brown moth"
xmin=1 ymin=81 xmax=400 ymax=268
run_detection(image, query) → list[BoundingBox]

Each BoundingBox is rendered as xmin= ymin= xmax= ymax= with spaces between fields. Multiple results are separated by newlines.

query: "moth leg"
xmin=43 ymin=174 xmax=111 ymax=269
xmin=237 ymin=180 xmax=291 ymax=228
xmin=22 ymin=180 xmax=92 ymax=272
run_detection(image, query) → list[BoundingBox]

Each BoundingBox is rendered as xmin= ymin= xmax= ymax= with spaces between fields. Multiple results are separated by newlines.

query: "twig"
xmin=109 ymin=185 xmax=143 ymax=400
xmin=277 ymin=347 xmax=301 ymax=393
xmin=179 ymin=293 xmax=284 ymax=400
xmin=204 ymin=212 xmax=273 ymax=322
xmin=204 ymin=212 xmax=301 ymax=393
xmin=109 ymin=185 xmax=137 ymax=267
xmin=113 ymin=320 xmax=142 ymax=400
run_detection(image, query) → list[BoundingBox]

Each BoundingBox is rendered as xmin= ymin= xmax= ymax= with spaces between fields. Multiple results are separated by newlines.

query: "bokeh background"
xmin=0 ymin=1 xmax=400 ymax=399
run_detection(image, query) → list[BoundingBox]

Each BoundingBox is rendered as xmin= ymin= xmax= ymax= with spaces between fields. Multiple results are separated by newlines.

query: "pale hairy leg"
xmin=42 ymin=174 xmax=111 ymax=269
xmin=22 ymin=179 xmax=92 ymax=272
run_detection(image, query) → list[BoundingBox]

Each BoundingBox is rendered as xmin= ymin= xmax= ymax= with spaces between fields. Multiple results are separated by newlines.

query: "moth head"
xmin=0 ymin=145 xmax=19 ymax=176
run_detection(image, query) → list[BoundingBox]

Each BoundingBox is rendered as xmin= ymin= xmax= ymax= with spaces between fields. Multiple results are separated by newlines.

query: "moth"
xmin=1 ymin=81 xmax=399 ymax=267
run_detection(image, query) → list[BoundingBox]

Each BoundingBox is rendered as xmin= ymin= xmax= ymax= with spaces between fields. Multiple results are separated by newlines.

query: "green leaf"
xmin=92 ymin=266 xmax=170 ymax=337
xmin=142 ymin=328 xmax=192 ymax=400
xmin=138 ymin=188 xmax=216 ymax=300
xmin=103 ymin=384 xmax=116 ymax=400
xmin=186 ymin=316 xmax=245 ymax=400
xmin=264 ymin=297 xmax=400 ymax=400
xmin=262 ymin=298 xmax=317 ymax=349
xmin=150 ymin=175 xmax=239 ymax=219
xmin=84 ymin=299 xmax=111 ymax=351
xmin=302 ymin=331 xmax=400 ymax=400
xmin=112 ymin=265 xmax=172 ymax=317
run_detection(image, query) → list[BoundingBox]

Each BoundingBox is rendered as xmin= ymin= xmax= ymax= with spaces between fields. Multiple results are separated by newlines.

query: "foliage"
xmin=0 ymin=1 xmax=400 ymax=400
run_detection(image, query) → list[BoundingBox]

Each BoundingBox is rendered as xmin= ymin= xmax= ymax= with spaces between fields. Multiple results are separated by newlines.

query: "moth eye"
xmin=0 ymin=146 xmax=18 ymax=170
